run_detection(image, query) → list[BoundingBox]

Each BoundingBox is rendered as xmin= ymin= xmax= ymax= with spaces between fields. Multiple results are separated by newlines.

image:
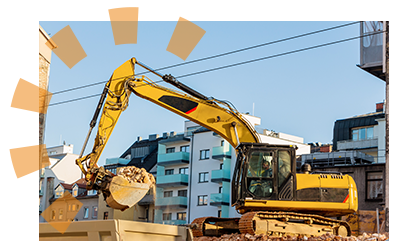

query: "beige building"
xmin=39 ymin=25 xmax=57 ymax=145
xmin=39 ymin=25 xmax=57 ymax=220
xmin=46 ymin=178 xmax=99 ymax=222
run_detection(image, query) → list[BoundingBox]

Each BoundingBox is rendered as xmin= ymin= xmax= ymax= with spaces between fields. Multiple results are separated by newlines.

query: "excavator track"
xmin=238 ymin=211 xmax=351 ymax=237
xmin=191 ymin=216 xmax=240 ymax=237
xmin=191 ymin=211 xmax=351 ymax=238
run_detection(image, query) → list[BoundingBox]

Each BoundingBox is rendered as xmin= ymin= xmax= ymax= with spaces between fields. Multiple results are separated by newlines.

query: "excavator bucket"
xmin=105 ymin=176 xmax=151 ymax=211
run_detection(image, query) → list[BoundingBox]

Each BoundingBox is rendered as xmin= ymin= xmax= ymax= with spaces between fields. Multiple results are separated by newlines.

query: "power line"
xmin=48 ymin=21 xmax=360 ymax=97
xmin=48 ymin=30 xmax=384 ymax=107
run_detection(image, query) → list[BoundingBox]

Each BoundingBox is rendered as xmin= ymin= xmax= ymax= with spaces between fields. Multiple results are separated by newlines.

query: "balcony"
xmin=210 ymin=193 xmax=230 ymax=207
xmin=211 ymin=169 xmax=230 ymax=183
xmin=156 ymin=174 xmax=188 ymax=188
xmin=160 ymin=220 xmax=187 ymax=225
xmin=155 ymin=196 xmax=188 ymax=209
xmin=359 ymin=21 xmax=385 ymax=80
xmin=337 ymin=138 xmax=378 ymax=151
xmin=105 ymin=157 xmax=130 ymax=165
xmin=158 ymin=152 xmax=189 ymax=166
xmin=212 ymin=145 xmax=231 ymax=160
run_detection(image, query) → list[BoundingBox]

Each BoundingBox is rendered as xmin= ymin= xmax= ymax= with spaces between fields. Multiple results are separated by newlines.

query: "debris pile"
xmin=194 ymin=232 xmax=389 ymax=241
xmin=117 ymin=166 xmax=155 ymax=187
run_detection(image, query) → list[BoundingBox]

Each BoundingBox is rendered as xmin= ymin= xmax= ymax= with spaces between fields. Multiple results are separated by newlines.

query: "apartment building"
xmin=333 ymin=102 xmax=385 ymax=163
xmin=300 ymin=103 xmax=386 ymax=211
xmin=154 ymin=132 xmax=191 ymax=224
xmin=154 ymin=115 xmax=310 ymax=224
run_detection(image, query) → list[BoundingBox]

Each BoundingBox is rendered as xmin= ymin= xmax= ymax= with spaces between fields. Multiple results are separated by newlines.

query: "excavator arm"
xmin=129 ymin=60 xmax=261 ymax=148
xmin=76 ymin=57 xmax=260 ymax=210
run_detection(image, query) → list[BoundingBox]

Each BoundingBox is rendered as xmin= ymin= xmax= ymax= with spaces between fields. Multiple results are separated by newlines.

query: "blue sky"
xmin=39 ymin=20 xmax=385 ymax=165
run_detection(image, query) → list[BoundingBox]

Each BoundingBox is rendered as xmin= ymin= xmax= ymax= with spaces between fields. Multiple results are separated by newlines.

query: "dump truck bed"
xmin=39 ymin=219 xmax=192 ymax=241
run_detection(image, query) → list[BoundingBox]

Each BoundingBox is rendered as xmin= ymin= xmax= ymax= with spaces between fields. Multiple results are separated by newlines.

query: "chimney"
xmin=137 ymin=136 xmax=142 ymax=141
xmin=376 ymin=102 xmax=384 ymax=112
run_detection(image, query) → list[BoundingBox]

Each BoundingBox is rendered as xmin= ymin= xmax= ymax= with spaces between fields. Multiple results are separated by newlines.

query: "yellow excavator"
xmin=76 ymin=57 xmax=358 ymax=236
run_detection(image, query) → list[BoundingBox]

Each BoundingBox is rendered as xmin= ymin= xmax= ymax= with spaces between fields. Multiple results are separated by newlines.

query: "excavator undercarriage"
xmin=191 ymin=211 xmax=351 ymax=237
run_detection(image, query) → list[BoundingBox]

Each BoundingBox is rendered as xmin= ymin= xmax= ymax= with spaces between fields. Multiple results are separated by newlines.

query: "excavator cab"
xmin=232 ymin=143 xmax=297 ymax=214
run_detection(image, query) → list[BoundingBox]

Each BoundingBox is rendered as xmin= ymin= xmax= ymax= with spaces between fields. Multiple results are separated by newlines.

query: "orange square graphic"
xmin=167 ymin=17 xmax=206 ymax=60
xmin=50 ymin=25 xmax=87 ymax=69
xmin=11 ymin=79 xmax=52 ymax=114
xmin=109 ymin=7 xmax=139 ymax=45
xmin=10 ymin=144 xmax=49 ymax=178
xmin=40 ymin=191 xmax=83 ymax=234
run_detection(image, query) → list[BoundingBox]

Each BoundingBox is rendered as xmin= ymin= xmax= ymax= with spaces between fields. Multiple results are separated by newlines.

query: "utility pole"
xmin=384 ymin=21 xmax=389 ymax=233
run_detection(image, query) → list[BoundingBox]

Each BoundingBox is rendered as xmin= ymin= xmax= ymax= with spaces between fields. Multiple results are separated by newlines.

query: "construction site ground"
xmin=194 ymin=232 xmax=389 ymax=241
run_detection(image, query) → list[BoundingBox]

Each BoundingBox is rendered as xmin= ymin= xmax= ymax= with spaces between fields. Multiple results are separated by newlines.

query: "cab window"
xmin=246 ymin=151 xmax=274 ymax=198
xmin=278 ymin=150 xmax=291 ymax=187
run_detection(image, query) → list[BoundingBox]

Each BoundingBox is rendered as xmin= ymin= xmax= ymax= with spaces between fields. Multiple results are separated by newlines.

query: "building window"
xmin=220 ymin=163 xmax=223 ymax=169
xmin=352 ymin=126 xmax=374 ymax=141
xmin=198 ymin=195 xmax=208 ymax=206
xmin=87 ymin=189 xmax=96 ymax=196
xmin=58 ymin=209 xmax=63 ymax=220
xmin=219 ymin=186 xmax=223 ymax=193
xmin=83 ymin=207 xmax=89 ymax=219
xmin=180 ymin=145 xmax=190 ymax=152
xmin=72 ymin=185 xmax=78 ymax=197
xmin=367 ymin=127 xmax=374 ymax=139
xmin=55 ymin=185 xmax=64 ymax=198
xmin=200 ymin=149 xmax=210 ymax=160
xmin=166 ymin=147 xmax=175 ymax=153
xmin=131 ymin=146 xmax=150 ymax=158
xmin=165 ymin=169 xmax=174 ymax=175
xmin=164 ymin=191 xmax=173 ymax=197
xmin=92 ymin=206 xmax=98 ymax=219
xmin=178 ymin=190 xmax=187 ymax=197
xmin=103 ymin=212 xmax=109 ymax=220
xmin=218 ymin=210 xmax=222 ymax=217
xmin=177 ymin=212 xmax=186 ymax=221
xmin=108 ymin=168 xmax=117 ymax=175
xmin=199 ymin=172 xmax=209 ymax=183
xmin=69 ymin=204 xmax=78 ymax=212
xmin=221 ymin=140 xmax=225 ymax=146
xmin=51 ymin=210 xmax=56 ymax=221
xmin=366 ymin=171 xmax=383 ymax=200
xmin=163 ymin=213 xmax=172 ymax=221
xmin=179 ymin=167 xmax=188 ymax=175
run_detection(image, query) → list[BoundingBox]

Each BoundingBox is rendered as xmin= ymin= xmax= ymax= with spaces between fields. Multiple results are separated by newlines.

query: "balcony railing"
xmin=360 ymin=21 xmax=384 ymax=68
xmin=210 ymin=193 xmax=230 ymax=207
xmin=158 ymin=152 xmax=190 ymax=166
xmin=160 ymin=220 xmax=187 ymax=225
xmin=212 ymin=145 xmax=231 ymax=160
xmin=105 ymin=157 xmax=130 ymax=165
xmin=337 ymin=138 xmax=378 ymax=150
xmin=211 ymin=169 xmax=231 ymax=183
xmin=155 ymin=196 xmax=188 ymax=209
xmin=156 ymin=174 xmax=189 ymax=188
